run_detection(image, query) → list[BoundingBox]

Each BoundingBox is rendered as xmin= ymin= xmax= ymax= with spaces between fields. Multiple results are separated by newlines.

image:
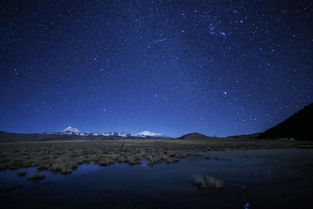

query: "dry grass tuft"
xmin=193 ymin=174 xmax=224 ymax=189
xmin=205 ymin=176 xmax=224 ymax=189
xmin=193 ymin=175 xmax=207 ymax=189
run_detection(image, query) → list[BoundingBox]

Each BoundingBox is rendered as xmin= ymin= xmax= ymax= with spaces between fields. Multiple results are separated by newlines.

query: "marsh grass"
xmin=193 ymin=175 xmax=207 ymax=189
xmin=17 ymin=170 xmax=26 ymax=176
xmin=204 ymin=156 xmax=232 ymax=161
xmin=193 ymin=174 xmax=224 ymax=189
xmin=0 ymin=138 xmax=309 ymax=173
xmin=51 ymin=159 xmax=76 ymax=174
xmin=27 ymin=173 xmax=45 ymax=181
xmin=37 ymin=165 xmax=49 ymax=171
xmin=99 ymin=158 xmax=114 ymax=166
xmin=205 ymin=176 xmax=224 ymax=189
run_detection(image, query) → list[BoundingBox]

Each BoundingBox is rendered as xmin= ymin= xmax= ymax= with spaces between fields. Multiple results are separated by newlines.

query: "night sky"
xmin=1 ymin=0 xmax=312 ymax=137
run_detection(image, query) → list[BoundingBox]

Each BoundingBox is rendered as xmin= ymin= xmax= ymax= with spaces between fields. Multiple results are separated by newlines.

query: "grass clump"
xmin=205 ymin=176 xmax=224 ymax=189
xmin=193 ymin=174 xmax=224 ymax=189
xmin=17 ymin=170 xmax=27 ymax=176
xmin=27 ymin=173 xmax=45 ymax=181
xmin=193 ymin=175 xmax=207 ymax=189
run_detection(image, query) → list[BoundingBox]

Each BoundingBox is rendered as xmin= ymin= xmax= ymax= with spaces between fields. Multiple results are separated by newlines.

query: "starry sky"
xmin=1 ymin=0 xmax=312 ymax=137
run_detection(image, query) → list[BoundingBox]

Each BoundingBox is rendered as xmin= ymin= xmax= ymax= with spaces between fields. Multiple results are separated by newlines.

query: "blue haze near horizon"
xmin=0 ymin=0 xmax=312 ymax=137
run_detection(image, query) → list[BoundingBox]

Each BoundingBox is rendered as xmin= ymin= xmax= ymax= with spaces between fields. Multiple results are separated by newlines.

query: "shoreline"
xmin=1 ymin=138 xmax=312 ymax=174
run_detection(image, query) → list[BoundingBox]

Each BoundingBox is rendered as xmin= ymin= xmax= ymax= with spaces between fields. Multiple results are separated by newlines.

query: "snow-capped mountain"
xmin=97 ymin=130 xmax=164 ymax=138
xmin=61 ymin=126 xmax=80 ymax=135
xmin=58 ymin=127 xmax=166 ymax=138
xmin=133 ymin=130 xmax=164 ymax=137
xmin=103 ymin=131 xmax=132 ymax=137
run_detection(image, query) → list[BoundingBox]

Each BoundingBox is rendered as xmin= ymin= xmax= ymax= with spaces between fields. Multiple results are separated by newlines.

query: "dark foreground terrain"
xmin=1 ymin=138 xmax=312 ymax=174
xmin=1 ymin=148 xmax=313 ymax=209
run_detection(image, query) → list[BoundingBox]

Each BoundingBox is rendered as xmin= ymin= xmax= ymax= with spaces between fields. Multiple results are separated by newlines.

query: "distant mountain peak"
xmin=134 ymin=130 xmax=164 ymax=137
xmin=62 ymin=126 xmax=80 ymax=135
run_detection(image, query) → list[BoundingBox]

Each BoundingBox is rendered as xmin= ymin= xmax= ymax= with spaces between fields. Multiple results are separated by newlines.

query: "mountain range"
xmin=59 ymin=126 xmax=167 ymax=138
xmin=1 ymin=102 xmax=312 ymax=141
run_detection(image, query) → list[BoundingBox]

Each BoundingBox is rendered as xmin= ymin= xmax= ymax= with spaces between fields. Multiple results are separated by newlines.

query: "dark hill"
xmin=178 ymin=132 xmax=212 ymax=140
xmin=258 ymin=103 xmax=313 ymax=140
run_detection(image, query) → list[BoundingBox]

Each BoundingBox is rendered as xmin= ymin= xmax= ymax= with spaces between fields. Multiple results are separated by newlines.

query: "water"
xmin=1 ymin=149 xmax=312 ymax=209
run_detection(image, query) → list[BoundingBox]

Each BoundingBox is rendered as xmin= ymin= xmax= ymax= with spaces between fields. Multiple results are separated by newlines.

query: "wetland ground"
xmin=0 ymin=147 xmax=312 ymax=209
xmin=0 ymin=138 xmax=312 ymax=174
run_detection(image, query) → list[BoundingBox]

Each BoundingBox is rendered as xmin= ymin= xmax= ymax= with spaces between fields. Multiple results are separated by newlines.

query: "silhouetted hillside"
xmin=178 ymin=132 xmax=212 ymax=140
xmin=258 ymin=103 xmax=313 ymax=140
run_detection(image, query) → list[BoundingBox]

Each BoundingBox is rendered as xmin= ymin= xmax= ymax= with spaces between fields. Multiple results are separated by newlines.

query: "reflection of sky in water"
xmin=1 ymin=149 xmax=313 ymax=209
xmin=244 ymin=202 xmax=250 ymax=209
